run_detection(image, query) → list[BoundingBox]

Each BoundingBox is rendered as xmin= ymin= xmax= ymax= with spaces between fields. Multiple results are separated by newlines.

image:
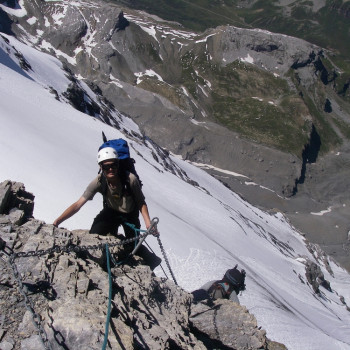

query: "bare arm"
xmin=53 ymin=196 xmax=88 ymax=227
xmin=140 ymin=203 xmax=159 ymax=235
xmin=140 ymin=203 xmax=151 ymax=229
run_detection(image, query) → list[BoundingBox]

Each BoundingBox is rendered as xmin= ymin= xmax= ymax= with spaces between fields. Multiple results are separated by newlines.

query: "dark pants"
xmin=89 ymin=206 xmax=140 ymax=240
xmin=89 ymin=207 xmax=161 ymax=270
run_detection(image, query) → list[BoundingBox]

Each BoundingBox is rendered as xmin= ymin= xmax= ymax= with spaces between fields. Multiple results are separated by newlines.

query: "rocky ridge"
xmin=0 ymin=180 xmax=287 ymax=350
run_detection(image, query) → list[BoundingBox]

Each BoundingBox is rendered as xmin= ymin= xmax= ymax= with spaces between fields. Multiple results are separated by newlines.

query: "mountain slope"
xmin=111 ymin=0 xmax=350 ymax=74
xmin=1 ymin=31 xmax=350 ymax=350
xmin=2 ymin=0 xmax=349 ymax=187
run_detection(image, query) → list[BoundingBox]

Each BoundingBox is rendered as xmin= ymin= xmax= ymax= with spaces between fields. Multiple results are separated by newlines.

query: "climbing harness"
xmin=0 ymin=217 xmax=176 ymax=350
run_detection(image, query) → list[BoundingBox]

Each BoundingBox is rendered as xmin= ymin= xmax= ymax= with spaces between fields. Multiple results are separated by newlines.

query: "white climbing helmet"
xmin=97 ymin=147 xmax=119 ymax=164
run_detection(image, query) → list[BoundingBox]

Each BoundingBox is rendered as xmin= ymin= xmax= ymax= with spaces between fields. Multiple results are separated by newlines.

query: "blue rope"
xmin=106 ymin=221 xmax=144 ymax=267
xmin=101 ymin=226 xmax=146 ymax=349
xmin=102 ymin=244 xmax=112 ymax=350
xmin=123 ymin=221 xmax=147 ymax=233
xmin=123 ymin=222 xmax=146 ymax=249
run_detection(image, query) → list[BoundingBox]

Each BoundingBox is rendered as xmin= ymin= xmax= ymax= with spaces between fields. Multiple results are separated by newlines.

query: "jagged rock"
xmin=266 ymin=340 xmax=288 ymax=350
xmin=0 ymin=180 xmax=34 ymax=218
xmin=115 ymin=11 xmax=129 ymax=31
xmin=190 ymin=300 xmax=267 ymax=349
xmin=0 ymin=181 xmax=285 ymax=349
xmin=306 ymin=241 xmax=334 ymax=276
xmin=0 ymin=180 xmax=11 ymax=214
xmin=8 ymin=208 xmax=25 ymax=226
xmin=305 ymin=260 xmax=331 ymax=294
xmin=45 ymin=5 xmax=88 ymax=55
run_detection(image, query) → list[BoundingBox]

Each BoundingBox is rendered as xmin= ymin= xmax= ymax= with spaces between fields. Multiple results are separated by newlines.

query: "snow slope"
xmin=1 ymin=33 xmax=350 ymax=350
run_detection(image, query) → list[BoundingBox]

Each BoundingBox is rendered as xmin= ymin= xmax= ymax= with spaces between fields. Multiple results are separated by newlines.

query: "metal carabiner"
xmin=131 ymin=217 xmax=159 ymax=255
xmin=148 ymin=217 xmax=159 ymax=237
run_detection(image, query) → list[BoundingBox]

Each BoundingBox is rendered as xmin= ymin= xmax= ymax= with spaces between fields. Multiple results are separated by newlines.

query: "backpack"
xmin=223 ymin=265 xmax=246 ymax=294
xmin=207 ymin=265 xmax=246 ymax=300
xmin=98 ymin=132 xmax=142 ymax=188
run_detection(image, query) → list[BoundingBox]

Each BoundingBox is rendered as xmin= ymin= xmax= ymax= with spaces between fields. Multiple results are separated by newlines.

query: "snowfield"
xmin=1 ymin=33 xmax=350 ymax=350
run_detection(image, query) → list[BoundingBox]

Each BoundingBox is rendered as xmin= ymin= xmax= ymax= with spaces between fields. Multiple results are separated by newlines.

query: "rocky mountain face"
xmin=0 ymin=0 xmax=338 ymax=194
xmin=0 ymin=180 xmax=288 ymax=350
xmin=0 ymin=0 xmax=349 ymax=270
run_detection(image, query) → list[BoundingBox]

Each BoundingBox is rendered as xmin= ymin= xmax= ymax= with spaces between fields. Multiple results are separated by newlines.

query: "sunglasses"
xmin=101 ymin=162 xmax=118 ymax=171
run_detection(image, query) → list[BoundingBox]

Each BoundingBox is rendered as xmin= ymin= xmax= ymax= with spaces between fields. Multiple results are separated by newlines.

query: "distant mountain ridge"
xmin=112 ymin=0 xmax=350 ymax=72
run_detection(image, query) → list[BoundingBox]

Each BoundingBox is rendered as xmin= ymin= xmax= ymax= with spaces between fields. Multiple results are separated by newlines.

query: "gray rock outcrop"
xmin=304 ymin=260 xmax=331 ymax=294
xmin=0 ymin=180 xmax=285 ymax=349
xmin=190 ymin=299 xmax=269 ymax=349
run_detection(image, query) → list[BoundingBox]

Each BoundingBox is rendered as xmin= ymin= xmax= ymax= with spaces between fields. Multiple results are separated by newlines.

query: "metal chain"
xmin=156 ymin=235 xmax=178 ymax=285
xmin=12 ymin=232 xmax=147 ymax=260
xmin=8 ymin=254 xmax=53 ymax=350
